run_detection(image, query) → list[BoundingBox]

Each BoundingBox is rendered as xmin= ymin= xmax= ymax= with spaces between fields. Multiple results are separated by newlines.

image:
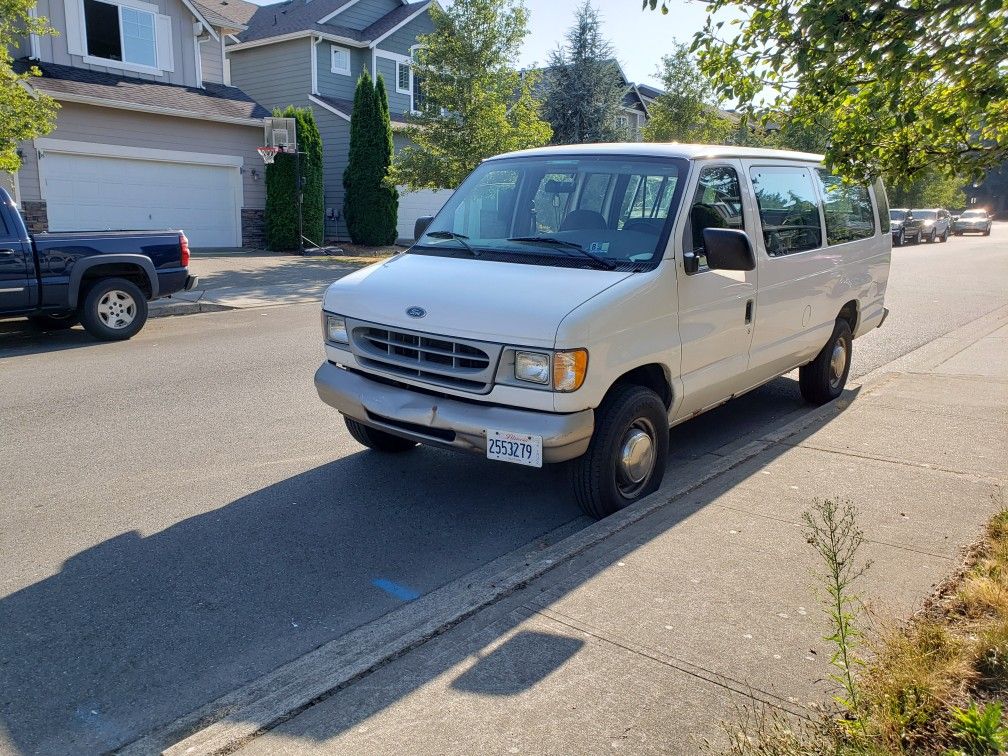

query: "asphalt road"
xmin=1 ymin=226 xmax=1005 ymax=754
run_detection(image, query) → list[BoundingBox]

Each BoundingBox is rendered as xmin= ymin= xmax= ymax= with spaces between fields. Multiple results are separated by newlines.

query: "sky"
xmin=516 ymin=0 xmax=714 ymax=88
xmin=245 ymin=0 xmax=716 ymax=90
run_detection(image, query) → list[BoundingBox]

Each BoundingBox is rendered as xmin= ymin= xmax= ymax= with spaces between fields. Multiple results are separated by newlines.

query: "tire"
xmin=940 ymin=230 xmax=948 ymax=242
xmin=569 ymin=384 xmax=668 ymax=519
xmin=344 ymin=417 xmax=418 ymax=452
xmin=927 ymin=229 xmax=936 ymax=243
xmin=27 ymin=311 xmax=78 ymax=329
xmin=79 ymin=277 xmax=148 ymax=341
xmin=983 ymin=228 xmax=991 ymax=236
xmin=894 ymin=230 xmax=904 ymax=246
xmin=799 ymin=320 xmax=853 ymax=405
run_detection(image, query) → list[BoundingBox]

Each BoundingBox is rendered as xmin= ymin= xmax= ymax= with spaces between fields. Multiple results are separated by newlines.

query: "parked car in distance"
xmin=314 ymin=144 xmax=891 ymax=518
xmin=889 ymin=208 xmax=923 ymax=245
xmin=915 ymin=208 xmax=951 ymax=243
xmin=0 ymin=187 xmax=197 ymax=340
xmin=953 ymin=208 xmax=993 ymax=236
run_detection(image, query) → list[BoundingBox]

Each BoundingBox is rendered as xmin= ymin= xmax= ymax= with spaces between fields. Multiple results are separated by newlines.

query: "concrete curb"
xmin=118 ymin=305 xmax=1008 ymax=756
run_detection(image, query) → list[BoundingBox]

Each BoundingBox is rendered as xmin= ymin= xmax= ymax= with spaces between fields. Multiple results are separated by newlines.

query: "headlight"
xmin=323 ymin=313 xmax=349 ymax=344
xmin=515 ymin=351 xmax=550 ymax=384
xmin=553 ymin=349 xmax=589 ymax=392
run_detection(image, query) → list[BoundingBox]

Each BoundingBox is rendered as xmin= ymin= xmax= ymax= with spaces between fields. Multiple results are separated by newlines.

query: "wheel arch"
xmin=68 ymin=255 xmax=158 ymax=308
xmin=837 ymin=299 xmax=859 ymax=333
xmin=603 ymin=362 xmax=674 ymax=411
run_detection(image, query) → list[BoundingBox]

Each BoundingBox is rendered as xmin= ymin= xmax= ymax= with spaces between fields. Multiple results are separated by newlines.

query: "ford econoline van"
xmin=315 ymin=144 xmax=891 ymax=518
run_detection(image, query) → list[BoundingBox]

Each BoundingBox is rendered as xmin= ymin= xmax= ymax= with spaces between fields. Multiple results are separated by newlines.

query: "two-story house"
xmin=227 ymin=0 xmax=449 ymax=242
xmin=8 ymin=0 xmax=269 ymax=247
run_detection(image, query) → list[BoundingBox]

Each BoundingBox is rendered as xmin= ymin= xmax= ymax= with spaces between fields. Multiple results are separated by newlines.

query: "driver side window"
xmin=686 ymin=166 xmax=744 ymax=272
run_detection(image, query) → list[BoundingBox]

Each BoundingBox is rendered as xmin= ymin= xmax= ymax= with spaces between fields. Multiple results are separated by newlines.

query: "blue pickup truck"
xmin=0 ymin=187 xmax=197 ymax=340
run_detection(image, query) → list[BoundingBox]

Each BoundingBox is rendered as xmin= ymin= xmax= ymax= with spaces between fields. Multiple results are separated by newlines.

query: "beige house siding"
xmin=199 ymin=34 xmax=224 ymax=84
xmin=32 ymin=0 xmax=200 ymax=87
xmin=16 ymin=101 xmax=265 ymax=209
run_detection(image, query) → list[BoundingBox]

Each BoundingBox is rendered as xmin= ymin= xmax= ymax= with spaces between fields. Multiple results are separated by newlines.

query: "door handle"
xmin=0 ymin=248 xmax=15 ymax=256
xmin=744 ymin=299 xmax=754 ymax=324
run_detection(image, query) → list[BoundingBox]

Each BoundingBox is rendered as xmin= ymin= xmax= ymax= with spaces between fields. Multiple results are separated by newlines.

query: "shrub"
xmin=343 ymin=71 xmax=398 ymax=245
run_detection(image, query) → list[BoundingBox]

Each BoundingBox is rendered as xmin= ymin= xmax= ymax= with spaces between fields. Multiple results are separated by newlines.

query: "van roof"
xmin=489 ymin=142 xmax=825 ymax=163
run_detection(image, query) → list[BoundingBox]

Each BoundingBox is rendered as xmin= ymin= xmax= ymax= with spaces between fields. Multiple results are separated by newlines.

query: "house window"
xmin=83 ymin=0 xmax=157 ymax=67
xmin=396 ymin=60 xmax=411 ymax=94
xmin=331 ymin=45 xmax=350 ymax=75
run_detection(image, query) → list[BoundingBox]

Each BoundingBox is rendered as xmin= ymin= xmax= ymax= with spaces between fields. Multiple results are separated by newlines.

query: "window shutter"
xmin=155 ymin=14 xmax=174 ymax=71
xmin=63 ymin=0 xmax=86 ymax=56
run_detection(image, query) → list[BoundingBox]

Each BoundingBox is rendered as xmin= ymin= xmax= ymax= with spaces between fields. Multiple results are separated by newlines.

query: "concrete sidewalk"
xmin=231 ymin=324 xmax=1008 ymax=755
xmin=149 ymin=249 xmax=391 ymax=317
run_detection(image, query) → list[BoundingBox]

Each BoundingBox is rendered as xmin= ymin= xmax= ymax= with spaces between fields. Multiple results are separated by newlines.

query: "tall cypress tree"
xmin=372 ymin=74 xmax=399 ymax=245
xmin=343 ymin=71 xmax=398 ymax=245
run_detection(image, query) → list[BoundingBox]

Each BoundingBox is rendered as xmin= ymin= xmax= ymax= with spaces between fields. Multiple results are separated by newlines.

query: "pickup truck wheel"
xmin=79 ymin=278 xmax=148 ymax=341
xmin=799 ymin=320 xmax=853 ymax=405
xmin=27 ymin=311 xmax=78 ymax=329
xmin=344 ymin=417 xmax=418 ymax=452
xmin=569 ymin=384 xmax=668 ymax=519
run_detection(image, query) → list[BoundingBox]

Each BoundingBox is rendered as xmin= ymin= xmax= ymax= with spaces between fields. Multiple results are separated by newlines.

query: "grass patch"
xmin=718 ymin=503 xmax=1008 ymax=756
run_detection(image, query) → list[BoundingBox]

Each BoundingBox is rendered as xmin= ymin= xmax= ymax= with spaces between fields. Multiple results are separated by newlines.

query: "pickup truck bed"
xmin=0 ymin=188 xmax=197 ymax=340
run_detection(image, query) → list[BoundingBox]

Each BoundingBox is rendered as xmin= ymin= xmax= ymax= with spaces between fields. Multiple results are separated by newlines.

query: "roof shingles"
xmin=15 ymin=59 xmax=269 ymax=122
xmin=237 ymin=0 xmax=429 ymax=45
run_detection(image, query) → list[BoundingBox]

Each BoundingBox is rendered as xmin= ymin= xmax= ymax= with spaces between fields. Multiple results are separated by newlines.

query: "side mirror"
xmin=703 ymin=228 xmax=755 ymax=271
xmin=414 ymin=216 xmax=434 ymax=240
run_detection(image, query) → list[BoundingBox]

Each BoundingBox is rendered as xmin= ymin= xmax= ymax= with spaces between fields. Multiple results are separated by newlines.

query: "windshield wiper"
xmin=425 ymin=230 xmax=479 ymax=257
xmin=506 ymin=236 xmax=617 ymax=270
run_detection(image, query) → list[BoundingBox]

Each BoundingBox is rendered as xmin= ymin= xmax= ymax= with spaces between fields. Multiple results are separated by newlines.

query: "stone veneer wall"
xmin=241 ymin=208 xmax=265 ymax=249
xmin=21 ymin=201 xmax=48 ymax=234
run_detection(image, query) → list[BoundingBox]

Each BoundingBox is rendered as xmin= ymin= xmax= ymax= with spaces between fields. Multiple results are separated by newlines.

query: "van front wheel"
xmin=569 ymin=384 xmax=668 ymax=519
xmin=799 ymin=320 xmax=853 ymax=405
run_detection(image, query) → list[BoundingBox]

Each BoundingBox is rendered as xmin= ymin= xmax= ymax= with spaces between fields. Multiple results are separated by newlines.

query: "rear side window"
xmin=750 ymin=166 xmax=822 ymax=256
xmin=874 ymin=178 xmax=891 ymax=233
xmin=685 ymin=166 xmax=744 ymax=272
xmin=815 ymin=170 xmax=875 ymax=245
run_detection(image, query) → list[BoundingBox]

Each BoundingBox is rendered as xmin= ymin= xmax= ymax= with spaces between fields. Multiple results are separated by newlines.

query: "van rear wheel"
xmin=344 ymin=417 xmax=418 ymax=453
xmin=569 ymin=384 xmax=668 ymax=519
xmin=799 ymin=320 xmax=853 ymax=405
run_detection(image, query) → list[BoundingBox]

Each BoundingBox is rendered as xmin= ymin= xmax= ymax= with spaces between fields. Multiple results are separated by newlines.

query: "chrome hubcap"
xmin=616 ymin=421 xmax=656 ymax=497
xmin=829 ymin=341 xmax=847 ymax=388
xmin=97 ymin=290 xmax=136 ymax=329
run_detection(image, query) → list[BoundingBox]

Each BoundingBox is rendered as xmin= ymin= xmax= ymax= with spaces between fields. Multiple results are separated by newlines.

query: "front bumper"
xmin=314 ymin=361 xmax=594 ymax=463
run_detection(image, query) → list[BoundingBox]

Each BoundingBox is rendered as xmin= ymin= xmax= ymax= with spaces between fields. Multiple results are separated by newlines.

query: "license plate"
xmin=485 ymin=429 xmax=543 ymax=468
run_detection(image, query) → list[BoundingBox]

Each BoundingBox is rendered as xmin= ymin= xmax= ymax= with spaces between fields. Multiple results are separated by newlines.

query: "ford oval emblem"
xmin=406 ymin=306 xmax=426 ymax=319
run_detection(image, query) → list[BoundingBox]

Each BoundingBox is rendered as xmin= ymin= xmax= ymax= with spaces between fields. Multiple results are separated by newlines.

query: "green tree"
xmin=1 ymin=4 xmax=59 ymax=172
xmin=641 ymin=43 xmax=735 ymax=144
xmin=343 ymin=71 xmax=398 ymax=245
xmin=887 ymin=168 xmax=967 ymax=209
xmin=540 ymin=1 xmax=625 ymax=144
xmin=394 ymin=0 xmax=552 ymax=190
xmin=265 ymin=106 xmax=323 ymax=250
xmin=641 ymin=0 xmax=1008 ymax=183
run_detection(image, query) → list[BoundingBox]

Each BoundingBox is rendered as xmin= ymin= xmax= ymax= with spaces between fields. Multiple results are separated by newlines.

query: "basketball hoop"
xmin=257 ymin=146 xmax=280 ymax=165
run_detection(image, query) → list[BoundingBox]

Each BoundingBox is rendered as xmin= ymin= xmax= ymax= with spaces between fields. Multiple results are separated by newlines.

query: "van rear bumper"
xmin=314 ymin=361 xmax=594 ymax=463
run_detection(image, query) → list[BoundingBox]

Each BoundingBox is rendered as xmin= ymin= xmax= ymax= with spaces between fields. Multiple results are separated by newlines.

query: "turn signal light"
xmin=553 ymin=349 xmax=588 ymax=392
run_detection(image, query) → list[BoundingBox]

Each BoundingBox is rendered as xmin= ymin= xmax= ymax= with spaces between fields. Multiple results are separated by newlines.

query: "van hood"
xmin=322 ymin=252 xmax=635 ymax=347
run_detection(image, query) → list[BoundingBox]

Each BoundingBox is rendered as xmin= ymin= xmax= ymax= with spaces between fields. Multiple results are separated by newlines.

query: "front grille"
xmin=350 ymin=322 xmax=501 ymax=393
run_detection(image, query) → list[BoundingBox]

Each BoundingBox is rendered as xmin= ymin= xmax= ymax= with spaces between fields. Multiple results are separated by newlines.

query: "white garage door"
xmin=41 ymin=152 xmax=241 ymax=247
xmin=397 ymin=188 xmax=454 ymax=242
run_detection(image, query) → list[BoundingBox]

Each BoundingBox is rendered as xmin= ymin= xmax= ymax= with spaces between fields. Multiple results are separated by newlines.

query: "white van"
xmin=315 ymin=144 xmax=891 ymax=517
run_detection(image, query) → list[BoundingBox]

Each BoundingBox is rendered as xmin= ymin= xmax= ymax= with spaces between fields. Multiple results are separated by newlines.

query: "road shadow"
xmin=0 ymin=318 xmax=104 ymax=357
xmin=449 ymin=631 xmax=585 ymax=696
xmin=0 ymin=375 xmax=833 ymax=754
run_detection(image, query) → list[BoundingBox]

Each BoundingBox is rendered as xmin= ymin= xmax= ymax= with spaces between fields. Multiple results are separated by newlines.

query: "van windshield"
xmin=412 ymin=155 xmax=688 ymax=271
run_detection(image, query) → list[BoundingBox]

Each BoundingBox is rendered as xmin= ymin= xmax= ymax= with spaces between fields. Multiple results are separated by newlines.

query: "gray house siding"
xmin=16 ymin=101 xmax=265 ymax=209
xmin=200 ymin=36 xmax=224 ymax=84
xmin=229 ymin=38 xmax=311 ymax=111
xmin=327 ymin=0 xmax=400 ymax=30
xmin=32 ymin=0 xmax=200 ymax=86
xmin=315 ymin=42 xmax=364 ymax=101
xmin=310 ymin=104 xmax=351 ymax=240
xmin=375 ymin=12 xmax=434 ymax=56
xmin=373 ymin=55 xmax=409 ymax=116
